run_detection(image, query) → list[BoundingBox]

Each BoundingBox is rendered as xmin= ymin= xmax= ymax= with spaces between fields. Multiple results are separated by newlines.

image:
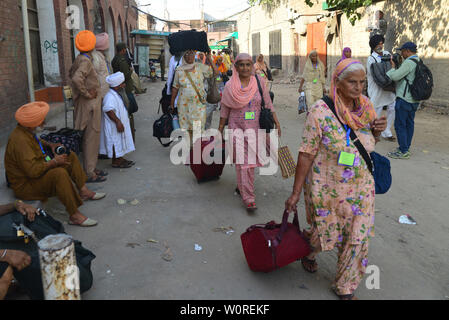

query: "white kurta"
xmin=366 ymin=51 xmax=396 ymax=108
xmin=99 ymin=89 xmax=135 ymax=158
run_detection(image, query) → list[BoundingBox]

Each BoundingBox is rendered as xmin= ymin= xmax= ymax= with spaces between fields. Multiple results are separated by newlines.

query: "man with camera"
xmin=386 ymin=42 xmax=421 ymax=159
xmin=4 ymin=102 xmax=106 ymax=227
xmin=367 ymin=35 xmax=397 ymax=142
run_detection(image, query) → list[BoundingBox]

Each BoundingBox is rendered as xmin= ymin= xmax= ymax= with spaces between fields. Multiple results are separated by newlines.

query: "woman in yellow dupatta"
xmin=298 ymin=50 xmax=326 ymax=108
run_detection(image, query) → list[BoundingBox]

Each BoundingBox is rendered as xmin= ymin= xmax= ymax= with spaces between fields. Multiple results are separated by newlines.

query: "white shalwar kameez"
xmin=100 ymin=89 xmax=135 ymax=158
xmin=367 ymin=50 xmax=396 ymax=138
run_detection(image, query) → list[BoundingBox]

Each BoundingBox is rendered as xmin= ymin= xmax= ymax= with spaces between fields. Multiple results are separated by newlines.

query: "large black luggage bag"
xmin=0 ymin=211 xmax=95 ymax=300
xmin=168 ymin=30 xmax=209 ymax=55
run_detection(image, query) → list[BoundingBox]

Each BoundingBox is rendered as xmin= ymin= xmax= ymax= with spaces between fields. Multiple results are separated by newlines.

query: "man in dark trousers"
xmin=112 ymin=43 xmax=138 ymax=143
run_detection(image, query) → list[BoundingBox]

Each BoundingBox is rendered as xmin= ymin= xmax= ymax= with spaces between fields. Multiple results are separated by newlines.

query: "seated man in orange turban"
xmin=4 ymin=102 xmax=106 ymax=227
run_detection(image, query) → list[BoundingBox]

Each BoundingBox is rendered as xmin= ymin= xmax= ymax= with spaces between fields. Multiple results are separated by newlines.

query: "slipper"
xmin=111 ymin=161 xmax=133 ymax=168
xmin=82 ymin=192 xmax=106 ymax=201
xmin=68 ymin=217 xmax=98 ymax=227
xmin=246 ymin=202 xmax=257 ymax=211
xmin=86 ymin=175 xmax=107 ymax=183
xmin=94 ymin=169 xmax=108 ymax=176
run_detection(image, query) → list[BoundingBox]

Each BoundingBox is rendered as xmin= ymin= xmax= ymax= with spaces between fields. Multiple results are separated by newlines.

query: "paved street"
xmin=2 ymin=78 xmax=448 ymax=300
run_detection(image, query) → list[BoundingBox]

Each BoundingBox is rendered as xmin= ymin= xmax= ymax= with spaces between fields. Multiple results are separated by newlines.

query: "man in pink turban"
xmin=4 ymin=102 xmax=106 ymax=227
xmin=92 ymin=32 xmax=111 ymax=99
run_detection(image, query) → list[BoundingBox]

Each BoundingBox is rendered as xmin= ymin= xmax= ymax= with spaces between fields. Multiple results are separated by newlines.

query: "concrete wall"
xmin=38 ymin=0 xmax=61 ymax=87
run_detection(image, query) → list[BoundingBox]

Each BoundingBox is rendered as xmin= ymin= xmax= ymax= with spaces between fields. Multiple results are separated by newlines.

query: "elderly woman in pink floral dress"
xmin=286 ymin=58 xmax=387 ymax=300
xmin=219 ymin=53 xmax=281 ymax=211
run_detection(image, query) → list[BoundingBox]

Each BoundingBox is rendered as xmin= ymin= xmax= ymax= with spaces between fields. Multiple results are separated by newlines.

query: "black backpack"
xmin=369 ymin=57 xmax=395 ymax=92
xmin=405 ymin=58 xmax=433 ymax=101
xmin=153 ymin=113 xmax=174 ymax=147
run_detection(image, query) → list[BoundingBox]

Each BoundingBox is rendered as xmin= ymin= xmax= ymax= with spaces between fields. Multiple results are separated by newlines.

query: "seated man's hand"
xmin=4 ymin=250 xmax=31 ymax=271
xmin=0 ymin=266 xmax=13 ymax=300
xmin=54 ymin=154 xmax=70 ymax=167
xmin=15 ymin=201 xmax=40 ymax=222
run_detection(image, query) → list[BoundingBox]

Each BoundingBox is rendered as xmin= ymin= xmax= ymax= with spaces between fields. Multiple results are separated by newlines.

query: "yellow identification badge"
xmin=338 ymin=151 xmax=355 ymax=167
xmin=245 ymin=111 xmax=255 ymax=120
xmin=313 ymin=78 xmax=318 ymax=83
xmin=45 ymin=155 xmax=51 ymax=162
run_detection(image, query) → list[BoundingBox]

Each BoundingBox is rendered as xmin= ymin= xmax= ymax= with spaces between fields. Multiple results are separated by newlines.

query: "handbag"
xmin=322 ymin=95 xmax=392 ymax=194
xmin=153 ymin=113 xmax=174 ymax=147
xmin=40 ymin=128 xmax=84 ymax=155
xmin=278 ymin=139 xmax=296 ymax=179
xmin=185 ymin=70 xmax=206 ymax=104
xmin=206 ymin=76 xmax=221 ymax=104
xmin=255 ymin=75 xmax=274 ymax=133
xmin=240 ymin=209 xmax=311 ymax=273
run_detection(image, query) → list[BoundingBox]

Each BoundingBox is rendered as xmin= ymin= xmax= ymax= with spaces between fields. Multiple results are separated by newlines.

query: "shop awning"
xmin=217 ymin=32 xmax=238 ymax=43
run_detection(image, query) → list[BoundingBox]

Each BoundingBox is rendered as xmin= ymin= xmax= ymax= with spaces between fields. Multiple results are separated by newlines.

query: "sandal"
xmin=94 ymin=169 xmax=108 ymax=176
xmin=332 ymin=287 xmax=358 ymax=300
xmin=235 ymin=187 xmax=241 ymax=196
xmin=301 ymin=256 xmax=318 ymax=273
xmin=246 ymin=202 xmax=257 ymax=211
xmin=86 ymin=175 xmax=107 ymax=183
xmin=112 ymin=160 xmax=133 ymax=168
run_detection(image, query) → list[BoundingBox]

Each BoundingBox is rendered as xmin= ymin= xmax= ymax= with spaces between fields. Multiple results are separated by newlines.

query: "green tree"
xmin=247 ymin=0 xmax=373 ymax=25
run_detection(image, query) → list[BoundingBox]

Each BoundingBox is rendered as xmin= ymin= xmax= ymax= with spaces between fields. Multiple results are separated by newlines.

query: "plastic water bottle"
xmin=298 ymin=92 xmax=307 ymax=114
xmin=172 ymin=115 xmax=180 ymax=130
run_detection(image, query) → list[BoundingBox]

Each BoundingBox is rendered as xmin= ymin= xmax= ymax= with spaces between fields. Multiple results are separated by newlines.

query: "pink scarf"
xmin=221 ymin=53 xmax=259 ymax=110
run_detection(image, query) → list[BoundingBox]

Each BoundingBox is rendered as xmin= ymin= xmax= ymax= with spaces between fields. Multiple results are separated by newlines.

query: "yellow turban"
xmin=15 ymin=101 xmax=50 ymax=127
xmin=75 ymin=30 xmax=96 ymax=52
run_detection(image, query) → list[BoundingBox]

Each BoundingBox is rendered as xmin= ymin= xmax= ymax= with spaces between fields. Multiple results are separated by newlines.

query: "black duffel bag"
xmin=0 ymin=211 xmax=95 ymax=300
xmin=168 ymin=30 xmax=209 ymax=55
xmin=40 ymin=128 xmax=84 ymax=155
xmin=153 ymin=113 xmax=174 ymax=147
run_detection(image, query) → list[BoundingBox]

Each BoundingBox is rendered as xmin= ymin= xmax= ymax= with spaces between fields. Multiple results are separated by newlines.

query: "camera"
xmin=380 ymin=53 xmax=402 ymax=68
xmin=55 ymin=145 xmax=67 ymax=155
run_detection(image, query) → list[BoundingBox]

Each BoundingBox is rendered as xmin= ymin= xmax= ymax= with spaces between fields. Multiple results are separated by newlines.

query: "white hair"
xmin=336 ymin=62 xmax=366 ymax=81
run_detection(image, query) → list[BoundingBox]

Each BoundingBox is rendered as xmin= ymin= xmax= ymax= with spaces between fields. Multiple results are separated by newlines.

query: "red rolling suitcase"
xmin=240 ymin=209 xmax=311 ymax=273
xmin=189 ymin=137 xmax=226 ymax=183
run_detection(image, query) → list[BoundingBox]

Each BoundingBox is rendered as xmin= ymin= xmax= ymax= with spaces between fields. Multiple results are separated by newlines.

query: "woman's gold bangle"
xmin=14 ymin=199 xmax=23 ymax=210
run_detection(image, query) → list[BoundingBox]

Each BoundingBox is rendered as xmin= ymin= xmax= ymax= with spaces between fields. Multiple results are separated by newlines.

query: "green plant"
xmin=248 ymin=0 xmax=373 ymax=25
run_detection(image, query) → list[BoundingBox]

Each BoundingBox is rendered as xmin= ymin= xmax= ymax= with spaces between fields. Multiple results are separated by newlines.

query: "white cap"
xmin=106 ymin=72 xmax=125 ymax=87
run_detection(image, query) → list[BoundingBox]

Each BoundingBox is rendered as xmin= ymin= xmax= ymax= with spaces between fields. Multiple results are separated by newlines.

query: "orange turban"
xmin=75 ymin=30 xmax=96 ymax=52
xmin=15 ymin=101 xmax=50 ymax=127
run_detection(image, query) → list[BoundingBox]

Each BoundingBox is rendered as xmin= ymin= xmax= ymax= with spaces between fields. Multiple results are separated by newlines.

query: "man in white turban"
xmin=99 ymin=72 xmax=136 ymax=168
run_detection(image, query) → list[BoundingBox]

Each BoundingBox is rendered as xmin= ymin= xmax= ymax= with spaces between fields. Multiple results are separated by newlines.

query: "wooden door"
xmin=269 ymin=30 xmax=282 ymax=69
xmin=307 ymin=22 xmax=327 ymax=66
xmin=251 ymin=32 xmax=260 ymax=63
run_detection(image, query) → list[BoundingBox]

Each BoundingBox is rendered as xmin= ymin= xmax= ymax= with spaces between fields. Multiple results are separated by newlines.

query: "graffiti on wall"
xmin=43 ymin=40 xmax=58 ymax=54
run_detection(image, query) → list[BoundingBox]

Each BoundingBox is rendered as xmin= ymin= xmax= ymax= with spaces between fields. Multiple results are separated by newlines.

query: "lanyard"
xmin=344 ymin=125 xmax=351 ymax=147
xmin=34 ymin=135 xmax=46 ymax=155
xmin=106 ymin=61 xmax=111 ymax=74
xmin=81 ymin=53 xmax=91 ymax=60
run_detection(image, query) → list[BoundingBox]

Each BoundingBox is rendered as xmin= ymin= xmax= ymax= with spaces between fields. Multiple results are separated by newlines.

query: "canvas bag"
xmin=206 ymin=76 xmax=221 ymax=104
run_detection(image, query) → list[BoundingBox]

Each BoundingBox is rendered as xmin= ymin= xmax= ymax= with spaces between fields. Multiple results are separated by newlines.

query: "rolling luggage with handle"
xmin=241 ymin=209 xmax=310 ymax=272
xmin=189 ymin=137 xmax=226 ymax=183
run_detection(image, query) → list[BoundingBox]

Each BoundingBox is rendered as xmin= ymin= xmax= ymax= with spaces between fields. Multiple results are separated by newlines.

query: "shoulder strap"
xmin=254 ymin=75 xmax=265 ymax=109
xmin=403 ymin=58 xmax=419 ymax=96
xmin=185 ymin=70 xmax=203 ymax=100
xmin=321 ymin=96 xmax=374 ymax=176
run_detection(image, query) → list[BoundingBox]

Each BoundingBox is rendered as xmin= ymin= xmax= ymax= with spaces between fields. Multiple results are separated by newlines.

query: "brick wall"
xmin=0 ymin=0 xmax=28 ymax=136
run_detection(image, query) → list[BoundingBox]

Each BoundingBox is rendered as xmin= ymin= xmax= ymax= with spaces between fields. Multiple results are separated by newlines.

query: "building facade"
xmin=236 ymin=0 xmax=449 ymax=109
xmin=0 ymin=0 xmax=138 ymax=140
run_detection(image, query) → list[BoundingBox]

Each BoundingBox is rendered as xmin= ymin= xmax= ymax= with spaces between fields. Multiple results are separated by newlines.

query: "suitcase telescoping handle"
xmin=275 ymin=209 xmax=301 ymax=244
